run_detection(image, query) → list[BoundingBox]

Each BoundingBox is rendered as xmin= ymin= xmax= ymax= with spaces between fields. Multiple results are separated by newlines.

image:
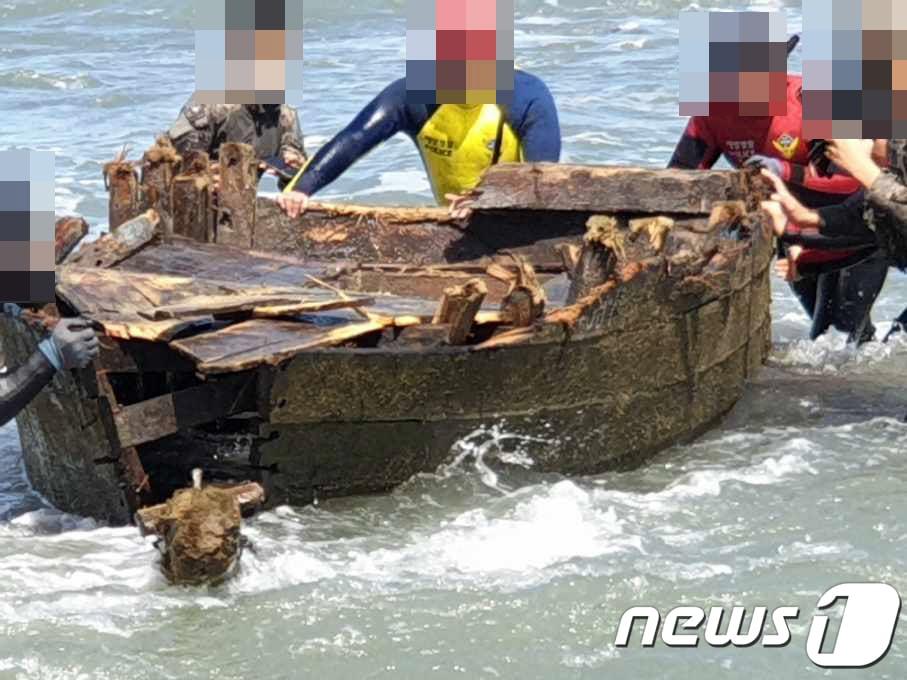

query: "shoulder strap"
xmin=491 ymin=106 xmax=507 ymax=165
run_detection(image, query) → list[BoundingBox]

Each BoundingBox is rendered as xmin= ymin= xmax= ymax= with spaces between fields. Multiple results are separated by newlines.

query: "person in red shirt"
xmin=669 ymin=53 xmax=888 ymax=344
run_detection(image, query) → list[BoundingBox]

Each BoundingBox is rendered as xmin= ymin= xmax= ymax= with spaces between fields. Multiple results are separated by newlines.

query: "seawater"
xmin=1 ymin=0 xmax=906 ymax=678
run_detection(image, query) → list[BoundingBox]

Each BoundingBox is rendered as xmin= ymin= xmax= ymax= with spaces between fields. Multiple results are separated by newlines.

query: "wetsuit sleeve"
xmin=780 ymin=163 xmax=861 ymax=196
xmin=287 ymin=80 xmax=411 ymax=196
xmin=0 ymin=351 xmax=56 ymax=427
xmin=508 ymin=75 xmax=561 ymax=162
xmin=668 ymin=118 xmax=722 ymax=169
xmin=817 ymin=191 xmax=869 ymax=238
xmin=866 ymin=171 xmax=907 ymax=224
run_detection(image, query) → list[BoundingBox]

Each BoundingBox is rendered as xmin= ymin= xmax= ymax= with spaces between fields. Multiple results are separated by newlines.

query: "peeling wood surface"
xmin=216 ymin=143 xmax=257 ymax=249
xmin=433 ymin=278 xmax=488 ymax=345
xmin=114 ymin=376 xmax=254 ymax=448
xmin=67 ymin=210 xmax=160 ymax=269
xmin=104 ymin=160 xmax=140 ymax=232
xmin=55 ymin=216 xmax=89 ymax=264
xmin=472 ymin=164 xmax=749 ymax=214
xmin=170 ymin=319 xmax=389 ymax=374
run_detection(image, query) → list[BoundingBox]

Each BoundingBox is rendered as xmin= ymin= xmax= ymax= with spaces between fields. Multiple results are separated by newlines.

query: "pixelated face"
xmin=680 ymin=10 xmax=788 ymax=117
xmin=0 ymin=150 xmax=55 ymax=304
xmin=406 ymin=0 xmax=515 ymax=106
xmin=193 ymin=0 xmax=303 ymax=105
xmin=802 ymin=0 xmax=907 ymax=138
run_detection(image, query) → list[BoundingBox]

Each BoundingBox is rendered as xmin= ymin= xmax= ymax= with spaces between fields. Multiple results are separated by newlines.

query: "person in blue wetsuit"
xmin=278 ymin=70 xmax=561 ymax=219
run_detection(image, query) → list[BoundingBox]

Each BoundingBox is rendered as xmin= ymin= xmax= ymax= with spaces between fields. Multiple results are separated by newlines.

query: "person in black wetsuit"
xmin=0 ymin=305 xmax=99 ymax=427
xmin=761 ymin=139 xmax=907 ymax=336
xmin=277 ymin=70 xmax=560 ymax=219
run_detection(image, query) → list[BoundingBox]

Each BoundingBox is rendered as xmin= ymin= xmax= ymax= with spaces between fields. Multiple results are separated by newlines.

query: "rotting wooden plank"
xmin=172 ymin=173 xmax=212 ymax=243
xmin=471 ymin=164 xmax=745 ymax=214
xmin=99 ymin=317 xmax=213 ymax=343
xmin=566 ymin=216 xmax=623 ymax=305
xmin=171 ymin=319 xmax=389 ymax=374
xmin=113 ymin=376 xmax=254 ymax=448
xmin=252 ymin=295 xmax=376 ymax=318
xmin=141 ymin=138 xmax=181 ymax=238
xmin=67 ymin=210 xmax=160 ymax=269
xmin=95 ymin=371 xmax=154 ymax=512
xmin=253 ymin=197 xmax=489 ymax=266
xmin=104 ymin=159 xmax=140 ymax=231
xmin=216 ymin=143 xmax=257 ymax=249
xmin=432 ymin=278 xmax=488 ymax=345
xmin=55 ymin=216 xmax=89 ymax=264
xmin=489 ymin=255 xmax=547 ymax=326
xmin=146 ymin=293 xmax=316 ymax=320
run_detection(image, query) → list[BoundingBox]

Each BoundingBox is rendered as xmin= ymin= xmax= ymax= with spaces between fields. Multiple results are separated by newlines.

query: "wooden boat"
xmin=0 ymin=141 xmax=774 ymax=524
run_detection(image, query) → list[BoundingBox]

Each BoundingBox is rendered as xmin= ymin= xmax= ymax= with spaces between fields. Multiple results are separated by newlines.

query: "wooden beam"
xmin=141 ymin=138 xmax=181 ymax=238
xmin=172 ymin=173 xmax=212 ymax=243
xmin=113 ymin=376 xmax=254 ymax=448
xmin=55 ymin=216 xmax=89 ymax=264
xmin=488 ymin=256 xmax=547 ymax=326
xmin=104 ymin=161 xmax=140 ymax=231
xmin=66 ymin=210 xmax=159 ymax=269
xmin=171 ymin=319 xmax=390 ymax=374
xmin=472 ymin=164 xmax=745 ymax=215
xmin=566 ymin=215 xmax=623 ymax=305
xmin=216 ymin=143 xmax=258 ymax=249
xmin=145 ymin=293 xmax=314 ymax=320
xmin=432 ymin=278 xmax=488 ymax=345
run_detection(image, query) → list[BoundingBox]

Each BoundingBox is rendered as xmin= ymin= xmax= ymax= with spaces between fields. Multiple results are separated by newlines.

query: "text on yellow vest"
xmin=416 ymin=104 xmax=523 ymax=204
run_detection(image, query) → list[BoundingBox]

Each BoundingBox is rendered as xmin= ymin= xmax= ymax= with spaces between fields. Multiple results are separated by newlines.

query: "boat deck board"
xmin=171 ymin=319 xmax=389 ymax=373
xmin=57 ymin=237 xmax=507 ymax=364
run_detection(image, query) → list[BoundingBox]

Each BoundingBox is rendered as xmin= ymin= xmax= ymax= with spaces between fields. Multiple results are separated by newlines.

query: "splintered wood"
xmin=488 ymin=256 xmax=547 ymax=326
xmin=141 ymin=137 xmax=181 ymax=238
xmin=67 ymin=210 xmax=160 ymax=269
xmin=433 ymin=278 xmax=488 ymax=345
xmin=171 ymin=319 xmax=389 ymax=373
xmin=472 ymin=164 xmax=745 ymax=214
xmin=172 ymin=151 xmax=212 ymax=243
xmin=216 ymin=143 xmax=258 ymax=249
xmin=55 ymin=216 xmax=89 ymax=264
xmin=566 ymin=216 xmax=623 ymax=305
xmin=104 ymin=157 xmax=139 ymax=232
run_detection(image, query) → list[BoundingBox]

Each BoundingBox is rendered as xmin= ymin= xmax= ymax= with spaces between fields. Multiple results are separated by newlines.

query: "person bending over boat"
xmin=277 ymin=70 xmax=561 ymax=220
xmin=762 ymin=140 xmax=907 ymax=286
xmin=166 ymin=102 xmax=307 ymax=190
xmin=669 ymin=72 xmax=888 ymax=345
xmin=0 ymin=305 xmax=99 ymax=427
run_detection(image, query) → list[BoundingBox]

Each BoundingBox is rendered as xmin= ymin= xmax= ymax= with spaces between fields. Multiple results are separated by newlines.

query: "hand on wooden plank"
xmin=445 ymin=192 xmax=478 ymax=221
xmin=277 ymin=190 xmax=309 ymax=219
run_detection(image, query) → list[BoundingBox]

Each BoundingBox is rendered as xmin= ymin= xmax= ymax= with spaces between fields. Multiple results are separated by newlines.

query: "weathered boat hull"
xmin=1 ymin=161 xmax=773 ymax=523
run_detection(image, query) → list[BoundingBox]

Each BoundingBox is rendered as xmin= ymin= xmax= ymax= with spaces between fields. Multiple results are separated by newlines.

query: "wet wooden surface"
xmin=472 ymin=164 xmax=749 ymax=214
xmin=171 ymin=319 xmax=389 ymax=373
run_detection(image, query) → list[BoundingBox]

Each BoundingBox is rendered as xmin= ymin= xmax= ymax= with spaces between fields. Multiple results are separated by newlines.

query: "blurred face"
xmin=406 ymin=0 xmax=515 ymax=106
xmin=680 ymin=10 xmax=789 ymax=117
xmin=802 ymin=0 xmax=907 ymax=139
xmin=193 ymin=1 xmax=303 ymax=106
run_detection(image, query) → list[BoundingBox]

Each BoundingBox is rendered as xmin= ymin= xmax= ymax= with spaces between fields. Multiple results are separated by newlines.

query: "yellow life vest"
xmin=416 ymin=104 xmax=523 ymax=204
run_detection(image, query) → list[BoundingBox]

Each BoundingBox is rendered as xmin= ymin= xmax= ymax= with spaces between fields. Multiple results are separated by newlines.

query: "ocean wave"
xmin=0 ymin=69 xmax=100 ymax=91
